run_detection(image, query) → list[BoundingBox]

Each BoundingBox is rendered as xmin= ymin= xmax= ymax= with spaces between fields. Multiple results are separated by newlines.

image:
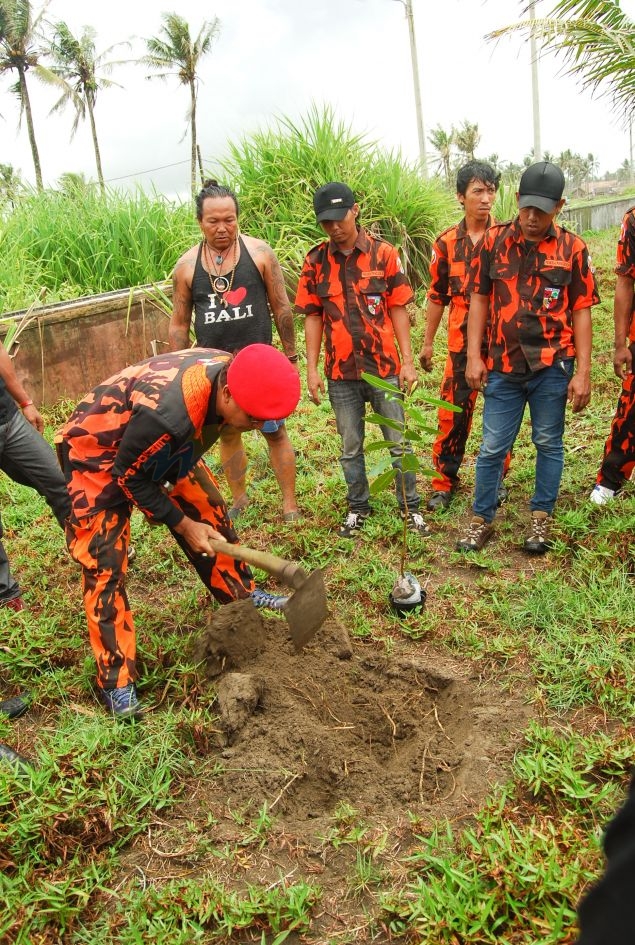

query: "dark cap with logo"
xmin=313 ymin=182 xmax=356 ymax=222
xmin=518 ymin=162 xmax=565 ymax=213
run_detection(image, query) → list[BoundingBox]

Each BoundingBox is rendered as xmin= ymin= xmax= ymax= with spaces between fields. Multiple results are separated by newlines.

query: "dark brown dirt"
xmin=191 ymin=598 xmax=530 ymax=829
xmin=114 ymin=598 xmax=533 ymax=942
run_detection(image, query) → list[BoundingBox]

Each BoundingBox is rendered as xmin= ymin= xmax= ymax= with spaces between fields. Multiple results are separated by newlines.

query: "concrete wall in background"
xmin=561 ymin=196 xmax=634 ymax=232
xmin=0 ymin=284 xmax=172 ymax=407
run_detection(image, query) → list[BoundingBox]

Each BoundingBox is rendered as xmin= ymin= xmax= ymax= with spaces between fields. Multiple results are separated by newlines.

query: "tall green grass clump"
xmin=216 ymin=105 xmax=455 ymax=293
xmin=0 ymin=187 xmax=198 ymax=312
xmin=1 ymin=107 xmax=454 ymax=312
xmin=493 ymin=179 xmax=520 ymax=222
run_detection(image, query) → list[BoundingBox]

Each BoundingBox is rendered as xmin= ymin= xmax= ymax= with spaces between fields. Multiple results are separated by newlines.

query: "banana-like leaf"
xmin=401 ymin=453 xmax=420 ymax=473
xmin=407 ymin=399 xmax=462 ymax=417
xmin=366 ymin=412 xmax=404 ymax=432
xmin=368 ymin=454 xmax=395 ymax=477
xmin=366 ymin=439 xmax=398 ymax=452
xmin=360 ymin=371 xmax=401 ymax=394
xmin=369 ymin=468 xmax=397 ymax=494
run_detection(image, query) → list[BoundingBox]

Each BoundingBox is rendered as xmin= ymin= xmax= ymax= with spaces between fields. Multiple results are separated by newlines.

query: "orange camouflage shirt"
xmin=294 ymin=227 xmax=414 ymax=380
xmin=469 ymin=218 xmax=599 ymax=374
xmin=427 ymin=215 xmax=493 ymax=353
xmin=616 ymin=207 xmax=635 ymax=343
xmin=57 ymin=349 xmax=230 ymax=526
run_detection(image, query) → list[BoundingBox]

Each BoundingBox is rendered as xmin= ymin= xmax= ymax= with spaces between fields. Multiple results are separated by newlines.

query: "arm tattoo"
xmin=265 ymin=247 xmax=296 ymax=354
xmin=169 ymin=266 xmax=194 ymax=350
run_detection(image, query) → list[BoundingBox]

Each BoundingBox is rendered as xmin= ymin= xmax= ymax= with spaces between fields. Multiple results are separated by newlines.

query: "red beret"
xmin=227 ymin=344 xmax=301 ymax=420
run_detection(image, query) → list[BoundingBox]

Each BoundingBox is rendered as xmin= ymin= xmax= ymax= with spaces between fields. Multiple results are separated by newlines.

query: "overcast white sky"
xmin=3 ymin=0 xmax=634 ymax=197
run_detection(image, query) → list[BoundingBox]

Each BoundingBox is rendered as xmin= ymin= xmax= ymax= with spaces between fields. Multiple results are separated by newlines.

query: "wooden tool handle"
xmin=209 ymin=539 xmax=307 ymax=590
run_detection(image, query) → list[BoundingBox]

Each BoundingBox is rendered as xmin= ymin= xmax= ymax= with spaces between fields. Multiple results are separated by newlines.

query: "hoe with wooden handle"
xmin=209 ymin=539 xmax=328 ymax=650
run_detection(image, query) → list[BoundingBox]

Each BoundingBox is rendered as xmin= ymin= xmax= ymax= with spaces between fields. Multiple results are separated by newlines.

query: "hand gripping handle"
xmin=208 ymin=539 xmax=307 ymax=590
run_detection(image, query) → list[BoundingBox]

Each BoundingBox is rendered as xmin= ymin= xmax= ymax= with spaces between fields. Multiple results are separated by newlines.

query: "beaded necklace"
xmin=203 ymin=238 xmax=238 ymax=306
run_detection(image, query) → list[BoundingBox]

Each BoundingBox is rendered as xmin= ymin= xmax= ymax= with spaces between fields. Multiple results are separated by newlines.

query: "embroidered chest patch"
xmin=542 ymin=287 xmax=561 ymax=310
xmin=366 ymin=295 xmax=382 ymax=315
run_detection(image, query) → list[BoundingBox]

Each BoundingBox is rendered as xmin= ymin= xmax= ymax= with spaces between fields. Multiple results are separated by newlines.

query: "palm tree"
xmin=428 ymin=124 xmax=455 ymax=186
xmin=0 ymin=162 xmax=23 ymax=205
xmin=57 ymin=170 xmax=89 ymax=196
xmin=45 ymin=22 xmax=128 ymax=194
xmin=0 ymin=0 xmax=50 ymax=190
xmin=557 ymin=147 xmax=591 ymax=194
xmin=488 ymin=0 xmax=634 ymax=124
xmin=142 ymin=12 xmax=220 ymax=200
xmin=455 ymin=120 xmax=481 ymax=163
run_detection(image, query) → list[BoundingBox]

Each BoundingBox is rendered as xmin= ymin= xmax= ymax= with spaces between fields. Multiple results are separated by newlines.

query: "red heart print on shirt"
xmin=225 ymin=286 xmax=247 ymax=306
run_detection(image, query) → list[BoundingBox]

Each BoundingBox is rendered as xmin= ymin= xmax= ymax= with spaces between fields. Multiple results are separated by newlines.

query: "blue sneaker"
xmin=250 ymin=588 xmax=289 ymax=611
xmin=99 ymin=683 xmax=143 ymax=720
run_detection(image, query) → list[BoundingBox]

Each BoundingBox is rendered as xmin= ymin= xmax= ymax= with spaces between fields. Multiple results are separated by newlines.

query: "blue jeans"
xmin=0 ymin=411 xmax=71 ymax=602
xmin=473 ymin=361 xmax=573 ymax=523
xmin=327 ymin=377 xmax=420 ymax=513
xmin=261 ymin=419 xmax=284 ymax=434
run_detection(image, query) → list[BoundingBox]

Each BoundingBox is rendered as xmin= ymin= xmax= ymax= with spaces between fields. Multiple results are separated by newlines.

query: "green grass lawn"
xmin=0 ymin=225 xmax=633 ymax=944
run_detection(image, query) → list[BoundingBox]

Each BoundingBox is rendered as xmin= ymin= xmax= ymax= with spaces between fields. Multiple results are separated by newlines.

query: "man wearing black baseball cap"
xmin=313 ymin=182 xmax=356 ymax=222
xmin=296 ymin=181 xmax=428 ymax=539
xmin=517 ymin=161 xmax=566 ymax=213
xmin=456 ymin=162 xmax=599 ymax=554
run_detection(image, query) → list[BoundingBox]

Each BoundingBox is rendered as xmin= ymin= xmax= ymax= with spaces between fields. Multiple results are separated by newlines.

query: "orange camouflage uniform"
xmin=427 ymin=216 xmax=510 ymax=493
xmin=295 ymin=226 xmax=421 ymax=515
xmin=469 ymin=218 xmax=599 ymax=374
xmin=595 ymin=207 xmax=635 ymax=491
xmin=57 ymin=350 xmax=253 ymax=690
xmin=294 ymin=227 xmax=414 ymax=379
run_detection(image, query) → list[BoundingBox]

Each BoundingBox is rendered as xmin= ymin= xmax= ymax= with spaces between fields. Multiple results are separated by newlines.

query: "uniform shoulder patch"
xmin=181 ymin=364 xmax=212 ymax=433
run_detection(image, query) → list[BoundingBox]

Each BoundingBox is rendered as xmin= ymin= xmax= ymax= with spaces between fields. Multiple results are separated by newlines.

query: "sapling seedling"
xmin=361 ymin=370 xmax=461 ymax=610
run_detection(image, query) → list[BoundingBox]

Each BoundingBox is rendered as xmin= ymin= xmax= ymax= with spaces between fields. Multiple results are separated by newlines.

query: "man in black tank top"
xmin=170 ymin=180 xmax=301 ymax=521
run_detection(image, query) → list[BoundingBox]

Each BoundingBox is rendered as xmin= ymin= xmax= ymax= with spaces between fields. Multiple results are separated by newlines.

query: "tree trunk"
xmin=197 ymin=144 xmax=204 ymax=183
xmin=190 ymin=79 xmax=197 ymax=203
xmin=87 ymin=96 xmax=105 ymax=195
xmin=19 ymin=65 xmax=43 ymax=191
xmin=443 ymin=156 xmax=451 ymax=186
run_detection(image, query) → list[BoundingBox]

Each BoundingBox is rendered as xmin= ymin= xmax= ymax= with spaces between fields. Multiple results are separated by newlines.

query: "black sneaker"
xmin=338 ymin=511 xmax=369 ymax=538
xmin=426 ymin=491 xmax=454 ymax=512
xmin=456 ymin=516 xmax=494 ymax=552
xmin=523 ymin=511 xmax=552 ymax=554
xmin=406 ymin=511 xmax=431 ymax=535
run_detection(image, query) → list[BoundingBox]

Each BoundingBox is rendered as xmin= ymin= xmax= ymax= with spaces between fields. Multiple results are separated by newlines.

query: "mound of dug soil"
xmin=193 ymin=600 xmax=530 ymax=826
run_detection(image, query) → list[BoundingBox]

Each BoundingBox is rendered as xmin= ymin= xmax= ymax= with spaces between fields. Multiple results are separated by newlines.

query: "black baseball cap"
xmin=518 ymin=162 xmax=565 ymax=213
xmin=313 ymin=182 xmax=356 ymax=222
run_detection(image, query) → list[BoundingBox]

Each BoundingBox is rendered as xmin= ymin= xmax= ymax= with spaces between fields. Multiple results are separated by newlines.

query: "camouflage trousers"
xmin=65 ymin=461 xmax=253 ymax=690
xmin=596 ymin=369 xmax=635 ymax=492
xmin=431 ymin=351 xmax=511 ymax=493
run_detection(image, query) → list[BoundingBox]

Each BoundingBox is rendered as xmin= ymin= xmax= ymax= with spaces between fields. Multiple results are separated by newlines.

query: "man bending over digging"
xmin=56 ymin=345 xmax=300 ymax=720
